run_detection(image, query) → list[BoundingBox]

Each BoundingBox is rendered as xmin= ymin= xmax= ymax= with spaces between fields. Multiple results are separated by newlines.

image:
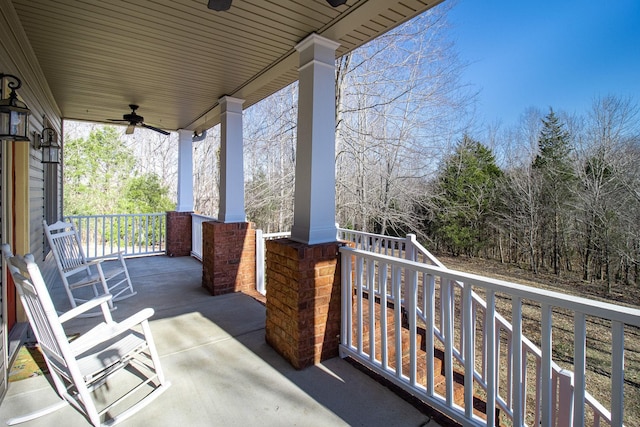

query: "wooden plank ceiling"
xmin=11 ymin=0 xmax=443 ymax=133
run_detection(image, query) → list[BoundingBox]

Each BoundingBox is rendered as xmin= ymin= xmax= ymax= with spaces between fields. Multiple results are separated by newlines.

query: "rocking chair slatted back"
xmin=3 ymin=250 xmax=72 ymax=372
xmin=49 ymin=228 xmax=87 ymax=273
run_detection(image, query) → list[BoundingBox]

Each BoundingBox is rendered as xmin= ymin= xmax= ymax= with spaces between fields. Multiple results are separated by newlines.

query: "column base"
xmin=166 ymin=211 xmax=193 ymax=257
xmin=202 ymin=221 xmax=256 ymax=295
xmin=265 ymin=238 xmax=350 ymax=369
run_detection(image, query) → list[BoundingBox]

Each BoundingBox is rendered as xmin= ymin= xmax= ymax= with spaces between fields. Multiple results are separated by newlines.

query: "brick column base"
xmin=202 ymin=221 xmax=256 ymax=295
xmin=166 ymin=211 xmax=193 ymax=257
xmin=265 ymin=239 xmax=350 ymax=370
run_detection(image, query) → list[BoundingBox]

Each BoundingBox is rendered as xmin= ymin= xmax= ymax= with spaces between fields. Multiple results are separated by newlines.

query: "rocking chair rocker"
xmin=1 ymin=244 xmax=170 ymax=426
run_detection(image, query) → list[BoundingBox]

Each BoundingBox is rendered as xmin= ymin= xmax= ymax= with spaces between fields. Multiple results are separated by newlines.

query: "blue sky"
xmin=448 ymin=0 xmax=640 ymax=128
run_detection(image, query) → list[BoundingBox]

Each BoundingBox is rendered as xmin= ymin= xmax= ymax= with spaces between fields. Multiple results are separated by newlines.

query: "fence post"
xmin=556 ymin=369 xmax=574 ymax=427
xmin=405 ymin=234 xmax=417 ymax=262
xmin=256 ymin=229 xmax=265 ymax=295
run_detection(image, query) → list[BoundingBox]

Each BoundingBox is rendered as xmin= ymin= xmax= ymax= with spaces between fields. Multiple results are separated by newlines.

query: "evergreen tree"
xmin=532 ymin=109 xmax=576 ymax=275
xmin=432 ymin=135 xmax=503 ymax=256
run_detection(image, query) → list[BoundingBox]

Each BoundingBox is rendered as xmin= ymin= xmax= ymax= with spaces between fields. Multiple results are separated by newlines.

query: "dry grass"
xmin=437 ymin=255 xmax=640 ymax=427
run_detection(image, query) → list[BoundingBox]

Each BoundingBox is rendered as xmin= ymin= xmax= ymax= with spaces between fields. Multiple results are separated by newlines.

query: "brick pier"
xmin=202 ymin=221 xmax=256 ymax=295
xmin=265 ymin=239 xmax=351 ymax=369
xmin=166 ymin=211 xmax=193 ymax=257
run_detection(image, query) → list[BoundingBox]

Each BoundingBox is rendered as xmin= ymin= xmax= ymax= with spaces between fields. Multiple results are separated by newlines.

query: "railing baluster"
xmin=611 ymin=320 xmax=624 ymax=426
xmin=407 ymin=267 xmax=418 ymax=386
xmin=368 ymin=258 xmax=376 ymax=363
xmin=84 ymin=217 xmax=90 ymax=257
xmin=340 ymin=249 xmax=352 ymax=350
xmin=522 ymin=346 xmax=528 ymax=422
xmin=534 ymin=356 xmax=541 ymax=427
xmin=109 ymin=215 xmax=114 ymax=255
xmin=356 ymin=256 xmax=364 ymax=355
xmin=541 ymin=303 xmax=553 ymax=427
xmin=486 ymin=290 xmax=497 ymax=427
xmin=393 ymin=264 xmax=402 ymax=379
xmin=573 ymin=312 xmax=586 ymax=427
xmin=512 ymin=296 xmax=523 ymax=424
xmin=462 ymin=278 xmax=474 ymax=419
xmin=552 ymin=369 xmax=558 ymax=426
xmin=101 ymin=216 xmax=106 ymax=257
xmin=443 ymin=278 xmax=454 ymax=405
xmin=380 ymin=261 xmax=388 ymax=370
xmin=557 ymin=369 xmax=573 ymax=427
xmin=426 ymin=273 xmax=435 ymax=396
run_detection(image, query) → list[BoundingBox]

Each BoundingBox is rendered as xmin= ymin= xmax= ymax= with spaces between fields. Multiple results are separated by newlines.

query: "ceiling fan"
xmin=108 ymin=104 xmax=170 ymax=135
xmin=207 ymin=0 xmax=346 ymax=11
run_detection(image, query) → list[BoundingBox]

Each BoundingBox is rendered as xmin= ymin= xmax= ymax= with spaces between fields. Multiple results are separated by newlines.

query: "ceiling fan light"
xmin=207 ymin=0 xmax=232 ymax=11
xmin=326 ymin=0 xmax=347 ymax=7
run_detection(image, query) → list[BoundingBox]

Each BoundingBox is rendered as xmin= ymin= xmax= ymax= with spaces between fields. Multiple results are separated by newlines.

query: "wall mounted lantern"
xmin=0 ymin=73 xmax=31 ymax=141
xmin=34 ymin=127 xmax=61 ymax=164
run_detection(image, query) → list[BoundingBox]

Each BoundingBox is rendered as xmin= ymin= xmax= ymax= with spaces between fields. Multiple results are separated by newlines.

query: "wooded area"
xmin=64 ymin=4 xmax=640 ymax=292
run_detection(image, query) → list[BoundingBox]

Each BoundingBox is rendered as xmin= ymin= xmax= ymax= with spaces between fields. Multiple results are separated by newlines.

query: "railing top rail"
xmin=406 ymin=234 xmax=445 ymax=268
xmin=340 ymin=246 xmax=640 ymax=326
xmin=67 ymin=213 xmax=166 ymax=219
xmin=338 ymin=228 xmax=407 ymax=243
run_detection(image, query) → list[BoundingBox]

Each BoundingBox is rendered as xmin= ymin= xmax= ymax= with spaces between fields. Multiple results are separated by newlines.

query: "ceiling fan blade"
xmin=142 ymin=123 xmax=170 ymax=135
xmin=207 ymin=0 xmax=232 ymax=11
xmin=126 ymin=124 xmax=135 ymax=134
xmin=326 ymin=0 xmax=347 ymax=6
xmin=108 ymin=119 xmax=128 ymax=122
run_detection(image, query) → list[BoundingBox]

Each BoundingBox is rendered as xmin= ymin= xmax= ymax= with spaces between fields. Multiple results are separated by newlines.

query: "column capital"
xmin=295 ymin=33 xmax=340 ymax=53
xmin=218 ymin=96 xmax=245 ymax=112
xmin=177 ymin=128 xmax=193 ymax=139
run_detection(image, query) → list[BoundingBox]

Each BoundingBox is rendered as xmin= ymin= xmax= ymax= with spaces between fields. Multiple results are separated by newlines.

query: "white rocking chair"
xmin=43 ymin=220 xmax=136 ymax=312
xmin=1 ymin=244 xmax=170 ymax=426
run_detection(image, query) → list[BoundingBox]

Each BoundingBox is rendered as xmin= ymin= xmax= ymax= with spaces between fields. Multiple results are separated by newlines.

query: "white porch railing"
xmin=338 ymin=230 xmax=639 ymax=426
xmin=191 ymin=214 xmax=217 ymax=260
xmin=65 ymin=213 xmax=166 ymax=258
xmin=255 ymin=230 xmax=291 ymax=295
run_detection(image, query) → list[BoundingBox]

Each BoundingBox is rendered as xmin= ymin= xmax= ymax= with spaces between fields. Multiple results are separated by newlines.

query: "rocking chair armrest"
xmin=62 ymin=258 xmax=104 ymax=275
xmin=71 ymin=308 xmax=155 ymax=356
xmin=92 ymin=251 xmax=126 ymax=261
xmin=109 ymin=307 xmax=155 ymax=337
xmin=59 ymin=293 xmax=114 ymax=324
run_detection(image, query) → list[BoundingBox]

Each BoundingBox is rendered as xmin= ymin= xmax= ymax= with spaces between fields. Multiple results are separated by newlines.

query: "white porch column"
xmin=176 ymin=129 xmax=194 ymax=212
xmin=218 ymin=96 xmax=246 ymax=223
xmin=291 ymin=33 xmax=340 ymax=244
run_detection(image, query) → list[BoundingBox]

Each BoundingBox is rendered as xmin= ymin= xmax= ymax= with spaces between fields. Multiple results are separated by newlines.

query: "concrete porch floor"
xmin=1 ymin=255 xmax=453 ymax=427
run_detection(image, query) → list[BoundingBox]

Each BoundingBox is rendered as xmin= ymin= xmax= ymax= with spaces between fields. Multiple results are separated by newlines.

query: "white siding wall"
xmin=0 ymin=1 xmax=63 ymax=401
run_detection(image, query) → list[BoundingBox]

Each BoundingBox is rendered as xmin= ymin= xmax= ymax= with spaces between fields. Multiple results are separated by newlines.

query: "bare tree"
xmin=193 ymin=126 xmax=220 ymax=215
xmin=335 ymin=2 xmax=475 ymax=237
xmin=573 ymin=95 xmax=640 ymax=290
xmin=243 ymin=85 xmax=297 ymax=231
